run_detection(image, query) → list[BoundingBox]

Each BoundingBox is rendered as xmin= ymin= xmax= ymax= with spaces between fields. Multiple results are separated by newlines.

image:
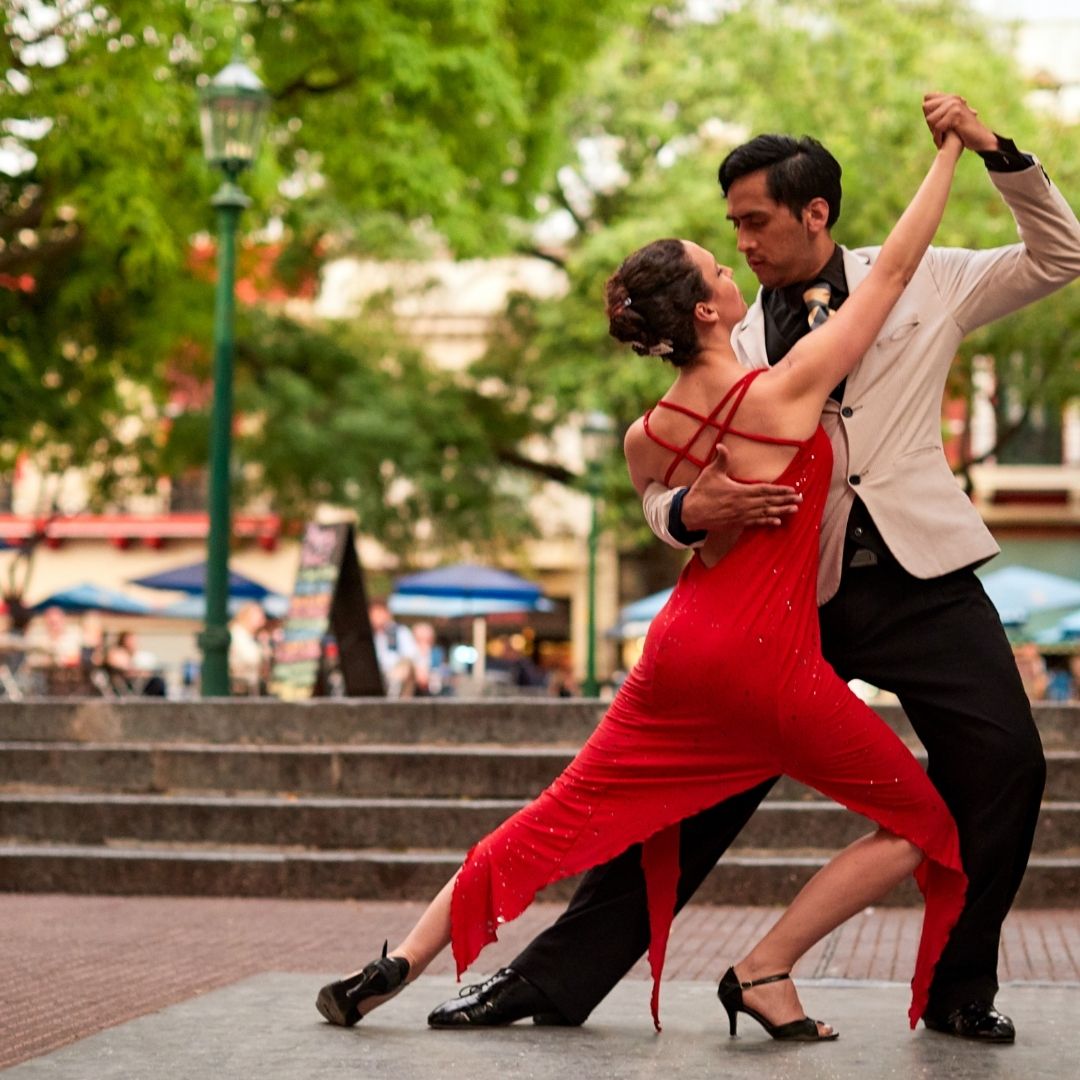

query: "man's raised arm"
xmin=922 ymin=93 xmax=1080 ymax=332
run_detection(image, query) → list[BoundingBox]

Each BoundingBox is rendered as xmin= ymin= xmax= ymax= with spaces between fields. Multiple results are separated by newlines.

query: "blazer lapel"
xmin=731 ymin=297 xmax=768 ymax=370
xmin=842 ymin=245 xmax=872 ymax=292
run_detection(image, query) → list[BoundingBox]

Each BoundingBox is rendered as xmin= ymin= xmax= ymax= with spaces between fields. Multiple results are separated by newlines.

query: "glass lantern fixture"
xmin=199 ymin=59 xmax=270 ymax=177
xmin=582 ymin=411 xmax=616 ymax=477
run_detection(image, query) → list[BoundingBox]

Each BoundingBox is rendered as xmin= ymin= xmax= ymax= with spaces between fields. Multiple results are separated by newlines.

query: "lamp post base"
xmin=198 ymin=625 xmax=232 ymax=697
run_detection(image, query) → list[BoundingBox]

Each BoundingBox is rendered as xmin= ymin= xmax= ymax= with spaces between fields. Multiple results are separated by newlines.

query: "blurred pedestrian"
xmin=369 ymin=599 xmax=416 ymax=695
xmin=229 ymin=602 xmax=268 ymax=695
xmin=26 ymin=606 xmax=83 ymax=669
xmin=412 ymin=622 xmax=450 ymax=696
xmin=546 ymin=666 xmax=579 ymax=698
xmin=105 ymin=630 xmax=165 ymax=696
xmin=79 ymin=611 xmax=106 ymax=669
xmin=1013 ymin=643 xmax=1048 ymax=702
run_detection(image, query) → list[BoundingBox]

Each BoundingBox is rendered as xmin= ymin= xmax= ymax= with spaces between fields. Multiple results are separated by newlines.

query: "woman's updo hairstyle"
xmin=605 ymin=238 xmax=709 ymax=367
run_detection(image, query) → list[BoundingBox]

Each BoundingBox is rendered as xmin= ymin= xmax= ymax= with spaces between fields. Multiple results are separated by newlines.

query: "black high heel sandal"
xmin=316 ymin=941 xmax=411 ymax=1027
xmin=717 ymin=966 xmax=838 ymax=1041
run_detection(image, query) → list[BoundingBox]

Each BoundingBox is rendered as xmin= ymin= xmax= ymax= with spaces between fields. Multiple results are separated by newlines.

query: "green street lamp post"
xmin=581 ymin=412 xmax=615 ymax=698
xmin=196 ymin=58 xmax=270 ymax=696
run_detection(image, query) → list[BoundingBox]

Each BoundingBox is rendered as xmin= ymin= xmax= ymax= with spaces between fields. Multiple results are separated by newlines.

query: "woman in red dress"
xmin=317 ymin=132 xmax=968 ymax=1041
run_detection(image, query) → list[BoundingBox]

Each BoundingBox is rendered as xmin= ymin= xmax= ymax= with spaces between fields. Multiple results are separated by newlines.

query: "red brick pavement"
xmin=2 ymin=896 xmax=1078 ymax=1070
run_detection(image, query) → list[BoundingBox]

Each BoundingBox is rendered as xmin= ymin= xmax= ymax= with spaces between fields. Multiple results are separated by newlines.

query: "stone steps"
xmin=0 ymin=699 xmax=607 ymax=747
xmin=5 ymin=698 xmax=1078 ymax=750
xmin=1 ymin=840 xmax=1075 ymax=907
xmin=3 ymin=741 xmax=1080 ymax=801
xmin=1 ymin=700 xmax=1077 ymax=904
xmin=2 ymin=792 xmax=1078 ymax=854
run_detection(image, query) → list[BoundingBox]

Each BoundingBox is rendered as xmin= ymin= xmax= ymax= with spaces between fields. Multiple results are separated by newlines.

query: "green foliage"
xmin=231 ymin=305 xmax=541 ymax=555
xmin=1 ymin=0 xmax=1077 ymax=555
xmin=0 ymin=0 xmax=628 ymax=541
xmin=475 ymin=0 xmax=1080 ymax=539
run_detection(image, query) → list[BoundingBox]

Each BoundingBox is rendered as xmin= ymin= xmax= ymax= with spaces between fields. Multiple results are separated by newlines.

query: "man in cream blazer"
xmin=427 ymin=96 xmax=1080 ymax=1043
xmin=722 ymin=175 xmax=1078 ymax=604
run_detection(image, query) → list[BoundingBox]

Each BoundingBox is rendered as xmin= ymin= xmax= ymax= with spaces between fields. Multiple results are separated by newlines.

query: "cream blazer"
xmin=643 ymin=160 xmax=1080 ymax=604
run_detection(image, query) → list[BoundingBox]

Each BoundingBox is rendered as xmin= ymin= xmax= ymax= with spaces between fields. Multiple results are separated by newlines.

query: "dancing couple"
xmin=317 ymin=94 xmax=1080 ymax=1044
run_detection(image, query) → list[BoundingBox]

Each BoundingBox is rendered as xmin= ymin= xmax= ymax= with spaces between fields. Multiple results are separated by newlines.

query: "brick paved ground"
xmin=2 ymin=895 xmax=1079 ymax=1071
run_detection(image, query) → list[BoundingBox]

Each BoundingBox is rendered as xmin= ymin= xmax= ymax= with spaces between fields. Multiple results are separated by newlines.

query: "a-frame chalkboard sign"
xmin=269 ymin=521 xmax=384 ymax=699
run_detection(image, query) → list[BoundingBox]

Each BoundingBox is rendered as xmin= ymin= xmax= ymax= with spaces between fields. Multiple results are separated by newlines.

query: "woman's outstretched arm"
xmin=774 ymin=131 xmax=964 ymax=408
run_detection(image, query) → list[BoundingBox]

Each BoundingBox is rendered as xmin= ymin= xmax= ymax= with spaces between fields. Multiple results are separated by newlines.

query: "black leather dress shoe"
xmin=923 ymin=1001 xmax=1016 ymax=1043
xmin=427 ymin=968 xmax=575 ymax=1028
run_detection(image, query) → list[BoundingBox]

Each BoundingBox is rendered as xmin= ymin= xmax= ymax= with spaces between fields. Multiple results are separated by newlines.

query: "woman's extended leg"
xmin=730 ymin=827 xmax=922 ymax=1035
xmin=317 ymin=876 xmax=455 ymax=1025
xmin=767 ymin=674 xmax=967 ymax=1030
xmin=387 ymin=877 xmax=455 ymax=986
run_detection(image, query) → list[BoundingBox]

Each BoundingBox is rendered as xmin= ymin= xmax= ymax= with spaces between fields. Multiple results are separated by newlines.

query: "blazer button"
xmin=849 ymin=474 xmax=861 ymax=486
xmin=841 ymin=406 xmax=854 ymax=418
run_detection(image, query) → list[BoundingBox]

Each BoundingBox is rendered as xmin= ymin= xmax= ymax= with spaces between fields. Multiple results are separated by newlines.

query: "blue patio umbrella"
xmin=978 ymin=566 xmax=1080 ymax=627
xmin=32 ymin=582 xmax=154 ymax=616
xmin=607 ymin=587 xmax=674 ymax=639
xmin=130 ymin=560 xmax=274 ymax=600
xmin=1057 ymin=609 xmax=1080 ymax=638
xmin=1035 ymin=607 xmax=1080 ymax=645
xmin=158 ymin=592 xmax=290 ymax=620
xmin=393 ymin=563 xmax=545 ymax=608
xmin=389 ymin=594 xmax=554 ymax=619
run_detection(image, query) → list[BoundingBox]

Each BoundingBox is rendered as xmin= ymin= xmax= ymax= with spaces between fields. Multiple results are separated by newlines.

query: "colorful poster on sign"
xmin=270 ymin=521 xmax=383 ymax=699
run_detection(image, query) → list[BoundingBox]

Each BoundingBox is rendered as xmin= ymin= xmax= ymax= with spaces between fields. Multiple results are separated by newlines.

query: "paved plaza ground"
xmin=2 ymin=895 xmax=1078 ymax=1076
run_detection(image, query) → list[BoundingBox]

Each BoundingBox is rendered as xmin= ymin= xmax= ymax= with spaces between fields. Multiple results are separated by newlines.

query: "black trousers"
xmin=510 ymin=561 xmax=1045 ymax=1022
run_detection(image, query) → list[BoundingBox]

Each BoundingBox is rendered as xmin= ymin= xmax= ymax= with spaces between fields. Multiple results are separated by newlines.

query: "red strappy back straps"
xmin=642 ymin=369 xmax=807 ymax=486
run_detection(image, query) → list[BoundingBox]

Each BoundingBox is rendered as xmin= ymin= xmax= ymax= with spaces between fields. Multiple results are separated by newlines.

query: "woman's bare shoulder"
xmin=624 ymin=414 xmax=663 ymax=493
xmin=624 ymin=414 xmax=649 ymax=452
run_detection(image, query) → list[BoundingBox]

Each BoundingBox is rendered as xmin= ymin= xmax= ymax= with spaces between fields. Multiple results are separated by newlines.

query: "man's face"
xmin=725 ymin=169 xmax=818 ymax=289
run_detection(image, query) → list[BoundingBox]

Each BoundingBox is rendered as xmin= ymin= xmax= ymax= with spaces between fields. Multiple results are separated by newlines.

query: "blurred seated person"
xmin=105 ymin=630 xmax=166 ymax=696
xmin=388 ymin=657 xmax=420 ymax=699
xmin=546 ymin=666 xmax=580 ymax=698
xmin=26 ymin=606 xmax=83 ymax=668
xmin=369 ymin=599 xmax=416 ymax=691
xmin=487 ymin=636 xmax=546 ymax=690
xmin=1013 ymin=643 xmax=1048 ymax=703
xmin=229 ymin=602 xmax=268 ymax=695
xmin=412 ymin=622 xmax=451 ymax=696
xmin=1044 ymin=656 xmax=1075 ymax=702
xmin=79 ymin=611 xmax=106 ymax=669
xmin=548 ymin=665 xmax=583 ymax=699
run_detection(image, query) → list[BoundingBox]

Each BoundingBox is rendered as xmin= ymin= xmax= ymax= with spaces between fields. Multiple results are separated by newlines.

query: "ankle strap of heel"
xmin=738 ymin=972 xmax=791 ymax=989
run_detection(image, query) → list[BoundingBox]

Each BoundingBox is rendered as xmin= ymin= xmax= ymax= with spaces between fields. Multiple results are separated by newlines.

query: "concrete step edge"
xmin=3 ymin=740 xmax=1077 ymax=760
xmin=1 ymin=843 xmax=1076 ymax=869
xmin=0 ymin=741 xmax=580 ymax=756
xmin=3 ymin=792 xmax=1080 ymax=812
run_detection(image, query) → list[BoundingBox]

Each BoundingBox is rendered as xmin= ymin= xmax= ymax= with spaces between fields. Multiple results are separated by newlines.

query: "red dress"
xmin=451 ymin=370 xmax=966 ymax=1030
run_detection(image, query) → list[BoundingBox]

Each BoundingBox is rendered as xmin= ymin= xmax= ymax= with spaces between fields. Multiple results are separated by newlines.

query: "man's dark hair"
xmin=718 ymin=134 xmax=843 ymax=229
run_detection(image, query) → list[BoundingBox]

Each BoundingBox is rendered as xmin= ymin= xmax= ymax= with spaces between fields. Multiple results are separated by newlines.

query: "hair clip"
xmin=648 ymin=340 xmax=674 ymax=357
xmin=622 ymin=296 xmax=632 ymax=307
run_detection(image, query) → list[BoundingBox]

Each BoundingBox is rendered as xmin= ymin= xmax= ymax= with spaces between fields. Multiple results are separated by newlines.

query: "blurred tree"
xmin=475 ymin=0 xmax=1080 ymax=540
xmin=0 ymin=0 xmax=628 ymax=549
xmin=1 ymin=0 xmax=1077 ymax=561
